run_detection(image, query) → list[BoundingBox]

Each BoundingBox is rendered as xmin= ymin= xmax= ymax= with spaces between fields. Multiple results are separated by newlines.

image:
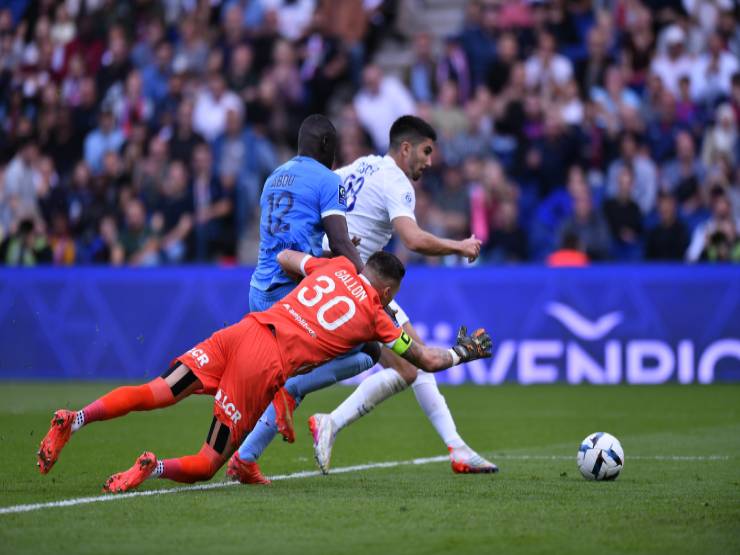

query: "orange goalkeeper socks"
xmin=160 ymin=443 xmax=224 ymax=484
xmin=79 ymin=377 xmax=176 ymax=426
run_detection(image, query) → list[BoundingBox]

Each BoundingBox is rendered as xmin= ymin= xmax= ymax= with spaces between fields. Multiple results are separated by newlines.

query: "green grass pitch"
xmin=1 ymin=382 xmax=739 ymax=555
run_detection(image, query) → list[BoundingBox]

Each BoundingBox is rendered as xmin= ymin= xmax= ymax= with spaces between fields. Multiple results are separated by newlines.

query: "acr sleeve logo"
xmin=403 ymin=191 xmax=413 ymax=206
xmin=338 ymin=185 xmax=347 ymax=206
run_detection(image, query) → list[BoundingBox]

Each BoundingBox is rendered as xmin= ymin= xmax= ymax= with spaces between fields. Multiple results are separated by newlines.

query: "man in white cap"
xmin=650 ymin=24 xmax=694 ymax=96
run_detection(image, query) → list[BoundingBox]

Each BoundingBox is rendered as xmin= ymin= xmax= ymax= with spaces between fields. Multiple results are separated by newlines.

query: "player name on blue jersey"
xmin=250 ymin=156 xmax=346 ymax=292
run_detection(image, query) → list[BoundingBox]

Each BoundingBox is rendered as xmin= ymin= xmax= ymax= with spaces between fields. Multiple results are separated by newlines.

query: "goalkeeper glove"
xmin=451 ymin=325 xmax=492 ymax=363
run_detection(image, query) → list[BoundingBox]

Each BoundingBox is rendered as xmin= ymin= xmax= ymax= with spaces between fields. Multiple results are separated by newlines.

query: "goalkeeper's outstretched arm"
xmin=397 ymin=326 xmax=492 ymax=373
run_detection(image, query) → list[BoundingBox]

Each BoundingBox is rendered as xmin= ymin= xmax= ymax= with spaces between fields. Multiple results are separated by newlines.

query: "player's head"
xmin=297 ymin=114 xmax=338 ymax=169
xmin=362 ymin=251 xmax=406 ymax=307
xmin=388 ymin=115 xmax=437 ymax=181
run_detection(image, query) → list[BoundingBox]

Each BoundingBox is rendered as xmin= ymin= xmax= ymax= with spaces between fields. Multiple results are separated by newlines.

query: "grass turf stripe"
xmin=0 ymin=453 xmax=730 ymax=516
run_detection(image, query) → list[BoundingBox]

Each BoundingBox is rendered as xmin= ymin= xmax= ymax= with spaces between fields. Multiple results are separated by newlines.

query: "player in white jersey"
xmin=310 ymin=115 xmax=498 ymax=475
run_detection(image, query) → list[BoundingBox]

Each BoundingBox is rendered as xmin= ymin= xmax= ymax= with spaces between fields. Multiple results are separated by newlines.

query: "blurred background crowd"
xmin=0 ymin=0 xmax=738 ymax=267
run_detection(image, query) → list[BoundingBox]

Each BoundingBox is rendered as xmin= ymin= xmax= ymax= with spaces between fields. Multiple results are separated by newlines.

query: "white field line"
xmin=0 ymin=453 xmax=730 ymax=516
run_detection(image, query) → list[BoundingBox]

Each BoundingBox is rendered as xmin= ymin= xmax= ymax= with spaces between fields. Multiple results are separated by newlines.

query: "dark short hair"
xmin=389 ymin=115 xmax=437 ymax=150
xmin=297 ymin=114 xmax=337 ymax=155
xmin=366 ymin=251 xmax=406 ymax=283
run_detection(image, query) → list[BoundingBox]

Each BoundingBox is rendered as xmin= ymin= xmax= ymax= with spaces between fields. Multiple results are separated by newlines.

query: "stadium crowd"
xmin=0 ymin=0 xmax=739 ymax=266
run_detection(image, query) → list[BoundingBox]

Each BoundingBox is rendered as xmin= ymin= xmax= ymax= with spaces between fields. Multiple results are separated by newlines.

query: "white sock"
xmin=331 ymin=368 xmax=408 ymax=431
xmin=411 ymin=371 xmax=465 ymax=449
xmin=150 ymin=460 xmax=164 ymax=479
xmin=71 ymin=411 xmax=85 ymax=433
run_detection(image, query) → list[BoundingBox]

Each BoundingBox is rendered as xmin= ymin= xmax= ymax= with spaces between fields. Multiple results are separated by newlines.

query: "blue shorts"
xmin=248 ymin=282 xmax=296 ymax=313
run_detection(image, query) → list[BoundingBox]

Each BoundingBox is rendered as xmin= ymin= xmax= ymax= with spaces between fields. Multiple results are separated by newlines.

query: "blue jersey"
xmin=250 ymin=156 xmax=347 ymax=291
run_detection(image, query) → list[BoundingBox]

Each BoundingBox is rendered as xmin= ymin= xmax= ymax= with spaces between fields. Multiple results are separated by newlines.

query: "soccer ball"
xmin=577 ymin=432 xmax=624 ymax=481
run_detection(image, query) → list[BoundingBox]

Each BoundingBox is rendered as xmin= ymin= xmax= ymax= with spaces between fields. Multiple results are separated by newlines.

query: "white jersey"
xmin=324 ymin=154 xmax=416 ymax=263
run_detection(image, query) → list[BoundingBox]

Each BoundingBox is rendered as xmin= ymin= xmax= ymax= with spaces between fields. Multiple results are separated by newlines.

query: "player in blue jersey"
xmin=249 ymin=113 xmax=363 ymax=310
xmin=235 ymin=114 xmax=378 ymax=484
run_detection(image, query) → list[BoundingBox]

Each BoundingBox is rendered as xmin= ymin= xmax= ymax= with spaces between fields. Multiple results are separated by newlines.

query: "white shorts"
xmin=387 ymin=299 xmax=410 ymax=327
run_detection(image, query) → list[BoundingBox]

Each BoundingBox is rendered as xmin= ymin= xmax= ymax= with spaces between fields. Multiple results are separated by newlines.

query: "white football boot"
xmin=308 ymin=413 xmax=336 ymax=475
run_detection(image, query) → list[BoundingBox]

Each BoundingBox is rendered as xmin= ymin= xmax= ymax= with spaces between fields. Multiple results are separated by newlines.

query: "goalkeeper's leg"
xmin=104 ymin=417 xmax=235 ymax=493
xmin=37 ymin=363 xmax=203 ymax=474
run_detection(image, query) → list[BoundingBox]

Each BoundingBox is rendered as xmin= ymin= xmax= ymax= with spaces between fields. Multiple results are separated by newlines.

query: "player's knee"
xmin=361 ymin=342 xmax=382 ymax=366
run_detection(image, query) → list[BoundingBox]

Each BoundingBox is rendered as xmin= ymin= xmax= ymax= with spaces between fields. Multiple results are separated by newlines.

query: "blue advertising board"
xmin=1 ymin=266 xmax=738 ymax=383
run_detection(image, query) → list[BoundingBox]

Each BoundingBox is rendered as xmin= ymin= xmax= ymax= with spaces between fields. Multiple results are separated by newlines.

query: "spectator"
xmin=524 ymin=30 xmax=574 ymax=95
xmin=112 ymin=70 xmax=154 ymax=137
xmin=0 ymin=218 xmax=52 ymax=266
xmin=701 ymin=103 xmax=738 ymax=168
xmin=646 ymin=88 xmax=685 ymax=164
xmin=226 ymin=43 xmax=259 ymax=103
xmin=546 ymin=230 xmax=589 ymax=267
xmin=440 ymin=100 xmax=493 ymax=167
xmin=140 ymin=39 xmax=173 ymax=106
xmin=300 ymin=11 xmax=350 ymax=115
xmin=457 ymin=0 xmax=499 ymax=87
xmin=430 ymin=165 xmax=470 ymax=242
xmin=485 ymin=198 xmax=528 ymax=263
xmin=603 ymin=166 xmax=643 ymax=260
xmin=661 ymin=131 xmax=706 ymax=196
xmin=430 ymin=80 xmax=468 ymax=140
xmin=4 ymin=140 xmax=41 ymax=221
xmin=83 ymin=214 xmax=124 ymax=265
xmin=408 ymin=32 xmax=436 ymax=103
xmin=687 ymin=186 xmax=740 ymax=262
xmin=83 ymin=107 xmax=125 ymax=175
xmin=354 ymin=64 xmax=415 ymax=151
xmin=167 ymin=98 xmax=206 ymax=164
xmin=96 ymin=25 xmax=133 ymax=98
xmin=264 ymin=0 xmax=317 ymax=41
xmin=485 ymin=32 xmax=519 ymax=96
xmin=591 ymin=65 xmax=641 ymax=126
xmin=559 ymin=181 xmax=611 ymax=261
xmin=645 ymin=191 xmax=690 ymax=261
xmin=191 ymin=143 xmax=235 ymax=261
xmin=119 ymin=197 xmax=158 ymax=266
xmin=650 ymin=24 xmax=694 ymax=97
xmin=153 ymin=160 xmax=193 ymax=264
xmin=193 ymin=72 xmax=243 ymax=142
xmin=437 ymin=38 xmax=471 ymax=104
xmin=690 ymin=32 xmax=739 ymax=105
xmin=606 ymin=133 xmax=658 ymax=214
xmin=172 ymin=16 xmax=209 ymax=76
xmin=48 ymin=211 xmax=76 ymax=265
xmin=558 ymin=79 xmax=584 ymax=126
xmin=576 ymin=25 xmax=615 ymax=96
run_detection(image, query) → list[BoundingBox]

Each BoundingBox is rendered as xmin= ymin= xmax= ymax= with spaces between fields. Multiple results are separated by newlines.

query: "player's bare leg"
xmin=37 ymin=363 xmax=202 ymax=474
xmin=104 ymin=417 xmax=237 ymax=493
xmin=316 ymin=322 xmax=498 ymax=474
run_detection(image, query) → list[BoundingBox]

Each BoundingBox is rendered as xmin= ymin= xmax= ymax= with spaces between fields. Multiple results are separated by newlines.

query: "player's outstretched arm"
xmin=323 ymin=214 xmax=364 ymax=272
xmin=393 ymin=216 xmax=481 ymax=261
xmin=399 ymin=326 xmax=492 ymax=373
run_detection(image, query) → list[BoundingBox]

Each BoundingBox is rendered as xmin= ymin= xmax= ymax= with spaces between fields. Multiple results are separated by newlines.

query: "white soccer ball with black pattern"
xmin=577 ymin=432 xmax=624 ymax=481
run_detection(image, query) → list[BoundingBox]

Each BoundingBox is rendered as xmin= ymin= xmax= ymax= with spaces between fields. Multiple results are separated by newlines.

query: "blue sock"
xmin=236 ymin=351 xmax=374 ymax=462
xmin=238 ymin=403 xmax=280 ymax=461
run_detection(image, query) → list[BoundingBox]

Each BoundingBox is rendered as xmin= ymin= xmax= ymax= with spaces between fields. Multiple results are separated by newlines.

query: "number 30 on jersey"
xmin=297 ymin=276 xmax=356 ymax=331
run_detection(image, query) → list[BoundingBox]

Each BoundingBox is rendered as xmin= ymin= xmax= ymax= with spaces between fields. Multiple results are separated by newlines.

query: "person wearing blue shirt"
xmin=234 ymin=115 xmax=375 ymax=484
xmin=248 ymin=114 xmax=363 ymax=311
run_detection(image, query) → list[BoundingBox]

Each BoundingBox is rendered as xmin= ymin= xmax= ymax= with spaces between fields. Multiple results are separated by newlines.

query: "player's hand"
xmin=451 ymin=325 xmax=492 ymax=363
xmin=459 ymin=235 xmax=482 ymax=262
xmin=351 ymin=236 xmax=362 ymax=247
